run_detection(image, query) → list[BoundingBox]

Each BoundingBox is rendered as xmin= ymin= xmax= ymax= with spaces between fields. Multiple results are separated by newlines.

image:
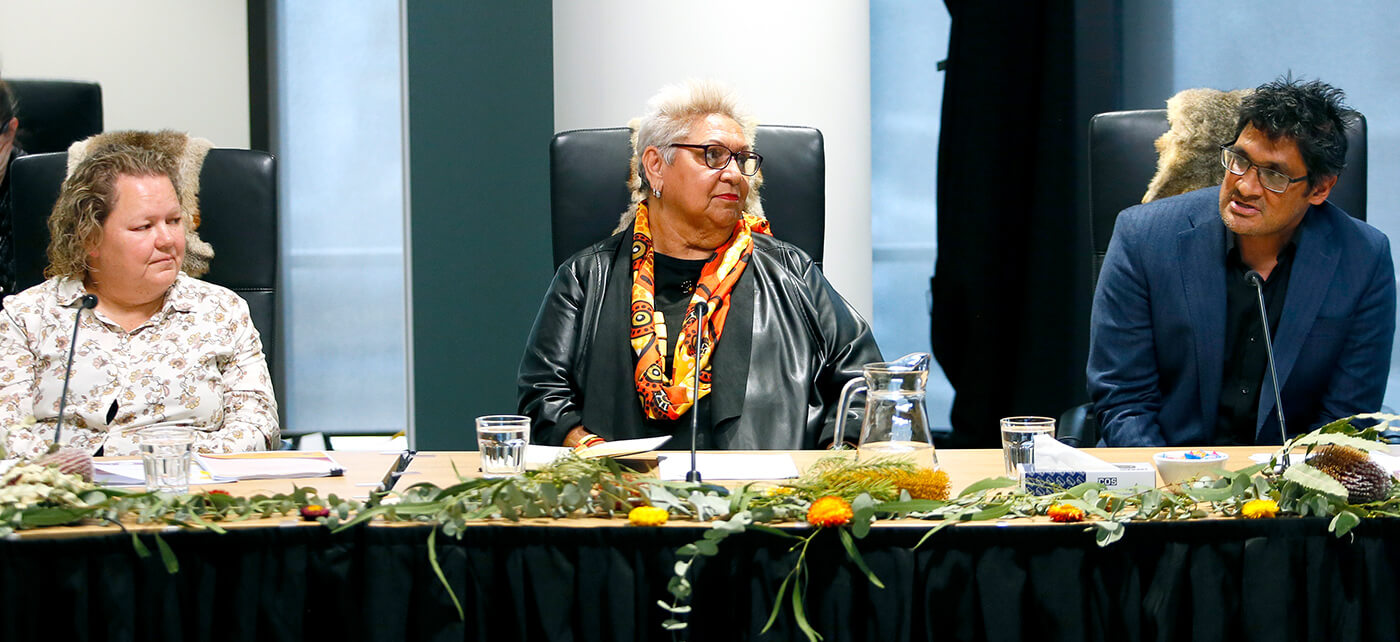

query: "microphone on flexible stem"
xmin=685 ymin=301 xmax=708 ymax=483
xmin=1246 ymin=272 xmax=1290 ymax=468
xmin=52 ymin=294 xmax=98 ymax=450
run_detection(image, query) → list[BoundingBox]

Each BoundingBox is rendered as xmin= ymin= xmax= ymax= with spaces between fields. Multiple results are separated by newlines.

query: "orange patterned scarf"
xmin=630 ymin=202 xmax=771 ymax=421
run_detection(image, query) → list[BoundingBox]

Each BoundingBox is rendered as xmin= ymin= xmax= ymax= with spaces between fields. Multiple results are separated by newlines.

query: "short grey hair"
xmin=616 ymin=79 xmax=764 ymax=231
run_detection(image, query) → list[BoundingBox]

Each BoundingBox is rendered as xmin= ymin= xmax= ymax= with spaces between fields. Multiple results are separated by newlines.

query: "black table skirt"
xmin=2 ymin=517 xmax=1398 ymax=641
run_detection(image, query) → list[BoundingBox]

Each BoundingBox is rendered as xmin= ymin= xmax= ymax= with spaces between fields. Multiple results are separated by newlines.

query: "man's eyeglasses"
xmin=670 ymin=143 xmax=763 ymax=176
xmin=1219 ymin=146 xmax=1307 ymax=194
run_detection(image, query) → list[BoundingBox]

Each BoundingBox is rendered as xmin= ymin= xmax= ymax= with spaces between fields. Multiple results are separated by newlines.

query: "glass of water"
xmin=476 ymin=415 xmax=530 ymax=478
xmin=140 ymin=427 xmax=195 ymax=494
xmin=1000 ymin=416 xmax=1056 ymax=476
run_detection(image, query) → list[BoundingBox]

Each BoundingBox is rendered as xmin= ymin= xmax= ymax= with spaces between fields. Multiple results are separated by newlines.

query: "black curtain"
xmin=7 ymin=519 xmax=1400 ymax=641
xmin=932 ymin=0 xmax=1124 ymax=446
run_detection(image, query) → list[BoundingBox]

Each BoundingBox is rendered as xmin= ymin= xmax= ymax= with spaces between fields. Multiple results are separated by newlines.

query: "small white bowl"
xmin=1153 ymin=450 xmax=1230 ymax=485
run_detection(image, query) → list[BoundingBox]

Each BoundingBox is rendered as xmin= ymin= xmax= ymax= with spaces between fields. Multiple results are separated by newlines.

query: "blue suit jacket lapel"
xmin=1256 ymin=206 xmax=1338 ymax=436
xmin=1179 ymin=209 xmax=1227 ymax=431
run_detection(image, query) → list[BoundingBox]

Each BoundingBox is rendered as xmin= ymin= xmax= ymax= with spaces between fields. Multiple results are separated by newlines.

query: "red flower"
xmin=206 ymin=489 xmax=232 ymax=497
xmin=300 ymin=504 xmax=331 ymax=521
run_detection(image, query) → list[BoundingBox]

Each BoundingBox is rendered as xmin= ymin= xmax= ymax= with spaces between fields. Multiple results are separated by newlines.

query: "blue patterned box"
xmin=1020 ymin=462 xmax=1156 ymax=496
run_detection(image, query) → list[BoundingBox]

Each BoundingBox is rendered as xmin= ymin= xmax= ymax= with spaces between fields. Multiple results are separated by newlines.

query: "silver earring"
xmin=652 ymin=187 xmax=661 ymax=198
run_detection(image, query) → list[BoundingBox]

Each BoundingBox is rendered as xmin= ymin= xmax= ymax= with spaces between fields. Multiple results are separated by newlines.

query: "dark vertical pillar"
xmin=405 ymin=1 xmax=554 ymax=450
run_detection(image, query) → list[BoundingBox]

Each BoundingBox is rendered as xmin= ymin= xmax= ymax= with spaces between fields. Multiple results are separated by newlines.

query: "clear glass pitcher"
xmin=832 ymin=352 xmax=939 ymax=468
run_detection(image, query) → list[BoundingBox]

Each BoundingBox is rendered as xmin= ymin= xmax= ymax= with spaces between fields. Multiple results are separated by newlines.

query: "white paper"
xmin=525 ymin=445 xmax=570 ymax=469
xmin=575 ymin=435 xmax=672 ymax=459
xmin=195 ymin=452 xmax=344 ymax=481
xmin=93 ymin=460 xmax=219 ymax=486
xmin=656 ymin=453 xmax=800 ymax=481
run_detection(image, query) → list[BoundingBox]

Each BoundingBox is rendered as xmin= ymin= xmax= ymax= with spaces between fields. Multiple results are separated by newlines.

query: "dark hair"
xmin=1235 ymin=75 xmax=1356 ymax=187
xmin=0 ymin=78 xmax=15 ymax=132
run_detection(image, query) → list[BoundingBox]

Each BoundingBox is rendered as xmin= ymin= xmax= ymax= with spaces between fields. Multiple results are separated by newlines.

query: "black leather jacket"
xmin=517 ymin=231 xmax=882 ymax=449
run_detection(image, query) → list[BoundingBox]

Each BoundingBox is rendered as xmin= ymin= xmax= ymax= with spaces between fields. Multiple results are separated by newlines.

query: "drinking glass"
xmin=140 ymin=427 xmax=195 ymax=494
xmin=1000 ymin=416 xmax=1055 ymax=476
xmin=476 ymin=415 xmax=530 ymax=477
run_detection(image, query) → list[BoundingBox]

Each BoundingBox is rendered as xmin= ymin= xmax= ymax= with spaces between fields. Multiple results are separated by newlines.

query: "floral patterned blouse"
xmin=0 ymin=274 xmax=279 ymax=457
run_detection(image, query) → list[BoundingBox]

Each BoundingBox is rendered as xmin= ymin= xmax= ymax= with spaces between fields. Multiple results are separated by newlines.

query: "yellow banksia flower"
xmin=1047 ymin=504 xmax=1085 ymax=523
xmin=807 ymin=496 xmax=854 ymax=527
xmin=893 ymin=468 xmax=951 ymax=500
xmin=1241 ymin=499 xmax=1279 ymax=519
xmin=628 ymin=505 xmax=669 ymax=526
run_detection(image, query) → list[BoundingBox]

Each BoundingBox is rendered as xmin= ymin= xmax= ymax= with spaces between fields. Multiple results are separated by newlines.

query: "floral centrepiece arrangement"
xmin=2 ymin=415 xmax=1398 ymax=641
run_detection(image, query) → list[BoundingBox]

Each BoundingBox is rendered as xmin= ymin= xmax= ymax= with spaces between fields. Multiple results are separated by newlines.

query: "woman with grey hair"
xmin=518 ymin=80 xmax=881 ymax=450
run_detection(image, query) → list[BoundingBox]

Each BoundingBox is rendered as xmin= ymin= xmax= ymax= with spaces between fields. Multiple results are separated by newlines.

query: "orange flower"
xmin=628 ymin=506 xmax=669 ymax=526
xmin=1241 ymin=499 xmax=1279 ymax=519
xmin=807 ymin=496 xmax=854 ymax=527
xmin=1047 ymin=504 xmax=1085 ymax=523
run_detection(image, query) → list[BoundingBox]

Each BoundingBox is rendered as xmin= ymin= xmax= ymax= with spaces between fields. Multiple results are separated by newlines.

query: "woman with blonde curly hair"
xmin=0 ymin=143 xmax=278 ymax=457
xmin=518 ymin=80 xmax=880 ymax=450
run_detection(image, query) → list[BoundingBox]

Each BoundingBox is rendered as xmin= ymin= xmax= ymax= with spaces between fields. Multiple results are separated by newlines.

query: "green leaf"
xmin=791 ymin=572 xmax=822 ymax=642
xmin=838 ymin=528 xmax=885 ymax=589
xmin=1283 ymin=464 xmax=1348 ymax=500
xmin=911 ymin=520 xmax=956 ymax=550
xmin=657 ymin=600 xmax=692 ymax=614
xmin=748 ymin=523 xmax=803 ymax=540
xmin=958 ymin=476 xmax=1018 ymax=498
xmin=1329 ymin=510 xmax=1361 ymax=537
xmin=153 ymin=533 xmax=180 ymax=574
xmin=427 ymin=528 xmax=465 ymax=621
xmin=872 ymin=499 xmax=944 ymax=514
xmin=129 ymin=532 xmax=151 ymax=559
xmin=850 ymin=494 xmax=876 ymax=539
xmin=667 ymin=575 xmax=692 ymax=600
xmin=662 ymin=619 xmax=687 ymax=631
xmin=19 ymin=506 xmax=94 ymax=528
xmin=760 ymin=573 xmax=791 ymax=634
xmin=1290 ymin=432 xmax=1388 ymax=453
xmin=969 ymin=502 xmax=1013 ymax=521
xmin=1092 ymin=520 xmax=1125 ymax=547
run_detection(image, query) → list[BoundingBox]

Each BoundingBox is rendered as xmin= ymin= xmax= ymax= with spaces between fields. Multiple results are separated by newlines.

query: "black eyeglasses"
xmin=670 ymin=143 xmax=763 ymax=176
xmin=1219 ymin=146 xmax=1307 ymax=194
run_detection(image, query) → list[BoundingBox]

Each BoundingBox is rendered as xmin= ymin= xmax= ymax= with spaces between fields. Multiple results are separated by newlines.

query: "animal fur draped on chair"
xmin=1143 ymin=88 xmax=1253 ymax=203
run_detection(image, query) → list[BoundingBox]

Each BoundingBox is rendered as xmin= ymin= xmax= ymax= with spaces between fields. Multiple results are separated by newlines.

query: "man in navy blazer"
xmin=1088 ymin=77 xmax=1396 ymax=447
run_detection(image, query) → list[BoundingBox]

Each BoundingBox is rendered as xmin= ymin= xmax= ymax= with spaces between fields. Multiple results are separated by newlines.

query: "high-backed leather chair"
xmin=6 ymin=80 xmax=104 ymax=154
xmin=1058 ymin=109 xmax=1369 ymax=447
xmin=8 ymin=150 xmax=281 ymax=426
xmin=549 ymin=125 xmax=826 ymax=267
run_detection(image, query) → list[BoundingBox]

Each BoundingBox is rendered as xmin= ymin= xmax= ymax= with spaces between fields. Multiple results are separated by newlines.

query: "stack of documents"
xmin=195 ymin=451 xmax=345 ymax=481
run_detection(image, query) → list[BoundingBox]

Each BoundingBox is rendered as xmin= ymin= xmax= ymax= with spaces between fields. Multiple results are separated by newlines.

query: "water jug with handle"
xmin=831 ymin=352 xmax=939 ymax=468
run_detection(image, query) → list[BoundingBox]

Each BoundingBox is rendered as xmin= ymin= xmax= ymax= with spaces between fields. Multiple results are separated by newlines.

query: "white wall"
xmin=0 ymin=0 xmax=250 ymax=148
xmin=552 ymin=0 xmax=873 ymax=316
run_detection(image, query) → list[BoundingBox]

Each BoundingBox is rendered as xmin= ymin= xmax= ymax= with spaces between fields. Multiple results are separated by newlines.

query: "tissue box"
xmin=1019 ymin=462 xmax=1156 ymax=496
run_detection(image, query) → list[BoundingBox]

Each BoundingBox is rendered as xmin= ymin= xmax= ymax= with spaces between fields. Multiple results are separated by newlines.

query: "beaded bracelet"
xmin=575 ymin=434 xmax=605 ymax=451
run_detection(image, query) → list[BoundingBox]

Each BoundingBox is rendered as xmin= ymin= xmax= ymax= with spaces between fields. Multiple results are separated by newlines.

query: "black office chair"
xmin=1058 ymin=108 xmax=1368 ymax=447
xmin=8 ymin=149 xmax=282 ymax=431
xmin=549 ymin=125 xmax=826 ymax=268
xmin=6 ymin=80 xmax=104 ymax=154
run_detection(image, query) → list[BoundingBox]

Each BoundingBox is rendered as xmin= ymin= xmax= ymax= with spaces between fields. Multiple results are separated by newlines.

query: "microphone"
xmin=52 ymin=294 xmax=98 ymax=450
xmin=685 ymin=300 xmax=708 ymax=483
xmin=1246 ymin=271 xmax=1290 ymax=467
